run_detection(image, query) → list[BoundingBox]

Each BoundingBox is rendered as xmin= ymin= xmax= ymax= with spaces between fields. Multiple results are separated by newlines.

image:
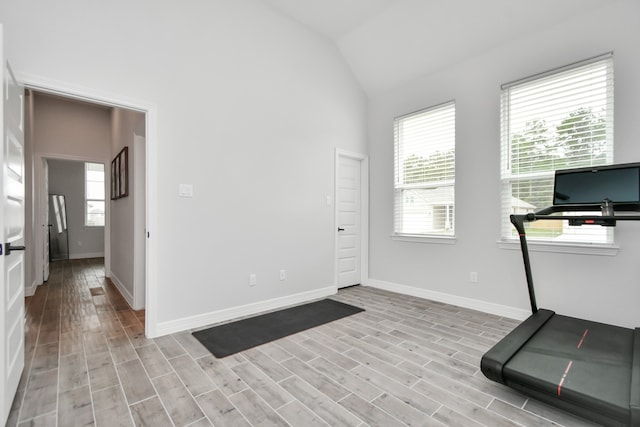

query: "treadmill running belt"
xmin=503 ymin=314 xmax=634 ymax=423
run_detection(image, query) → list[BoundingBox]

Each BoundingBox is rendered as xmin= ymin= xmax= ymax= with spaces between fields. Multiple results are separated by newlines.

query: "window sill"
xmin=391 ymin=234 xmax=456 ymax=244
xmin=497 ymin=239 xmax=619 ymax=256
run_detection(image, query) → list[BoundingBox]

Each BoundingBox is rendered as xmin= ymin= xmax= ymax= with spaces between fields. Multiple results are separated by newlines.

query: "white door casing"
xmin=43 ymin=158 xmax=49 ymax=281
xmin=21 ymin=75 xmax=157 ymax=337
xmin=133 ymin=134 xmax=146 ymax=310
xmin=1 ymin=41 xmax=26 ymax=424
xmin=335 ymin=150 xmax=368 ymax=289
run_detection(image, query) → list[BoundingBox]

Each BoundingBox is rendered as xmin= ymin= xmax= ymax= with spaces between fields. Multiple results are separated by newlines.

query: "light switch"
xmin=178 ymin=184 xmax=193 ymax=198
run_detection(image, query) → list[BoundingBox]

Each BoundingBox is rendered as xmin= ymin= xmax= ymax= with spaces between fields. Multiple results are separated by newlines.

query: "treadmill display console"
xmin=553 ymin=163 xmax=640 ymax=205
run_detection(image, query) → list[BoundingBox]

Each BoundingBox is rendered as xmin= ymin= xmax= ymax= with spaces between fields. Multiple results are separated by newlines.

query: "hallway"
xmin=7 ymin=258 xmax=149 ymax=425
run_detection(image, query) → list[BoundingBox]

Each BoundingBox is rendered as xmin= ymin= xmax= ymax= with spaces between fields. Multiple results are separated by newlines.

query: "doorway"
xmin=335 ymin=149 xmax=369 ymax=289
xmin=24 ymin=85 xmax=154 ymax=333
xmin=46 ymin=159 xmax=105 ymax=263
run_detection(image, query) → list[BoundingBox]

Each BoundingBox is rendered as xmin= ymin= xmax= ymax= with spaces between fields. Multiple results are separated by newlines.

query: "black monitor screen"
xmin=553 ymin=164 xmax=640 ymax=205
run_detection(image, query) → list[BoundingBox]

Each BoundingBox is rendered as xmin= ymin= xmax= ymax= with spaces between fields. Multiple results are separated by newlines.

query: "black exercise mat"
xmin=192 ymin=299 xmax=364 ymax=358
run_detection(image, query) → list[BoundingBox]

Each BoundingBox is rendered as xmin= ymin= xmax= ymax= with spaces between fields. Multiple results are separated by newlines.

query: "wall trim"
xmin=154 ymin=286 xmax=337 ymax=338
xmin=25 ymin=282 xmax=38 ymax=297
xmin=69 ymin=252 xmax=105 ymax=260
xmin=366 ymin=279 xmax=530 ymax=321
xmin=109 ymin=272 xmax=134 ymax=309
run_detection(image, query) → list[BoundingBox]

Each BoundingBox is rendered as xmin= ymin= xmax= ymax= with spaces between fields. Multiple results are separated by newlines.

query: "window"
xmin=85 ymin=162 xmax=105 ymax=227
xmin=394 ymin=101 xmax=455 ymax=237
xmin=501 ymin=54 xmax=614 ymax=244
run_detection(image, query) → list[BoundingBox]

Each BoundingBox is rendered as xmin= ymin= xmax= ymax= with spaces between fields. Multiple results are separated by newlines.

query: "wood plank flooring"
xmin=6 ymin=258 xmax=600 ymax=426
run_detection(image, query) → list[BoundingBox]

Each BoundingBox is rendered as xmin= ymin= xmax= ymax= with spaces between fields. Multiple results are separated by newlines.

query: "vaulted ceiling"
xmin=264 ymin=0 xmax=610 ymax=97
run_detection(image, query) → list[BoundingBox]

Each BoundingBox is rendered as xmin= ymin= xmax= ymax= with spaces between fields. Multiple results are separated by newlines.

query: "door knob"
xmin=338 ymin=227 xmax=345 ymax=232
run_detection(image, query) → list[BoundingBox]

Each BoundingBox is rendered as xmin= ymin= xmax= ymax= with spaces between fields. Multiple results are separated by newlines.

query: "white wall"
xmin=0 ymin=0 xmax=367 ymax=333
xmin=368 ymin=1 xmax=640 ymax=328
xmin=32 ymin=93 xmax=112 ymax=159
xmin=110 ymin=108 xmax=145 ymax=307
xmin=47 ymin=159 xmax=105 ymax=259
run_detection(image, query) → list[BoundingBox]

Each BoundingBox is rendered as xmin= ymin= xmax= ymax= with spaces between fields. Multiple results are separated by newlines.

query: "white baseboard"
xmin=109 ymin=272 xmax=134 ymax=308
xmin=25 ymin=281 xmax=38 ymax=297
xmin=366 ymin=279 xmax=530 ymax=321
xmin=155 ymin=286 xmax=337 ymax=337
xmin=70 ymin=252 xmax=105 ymax=260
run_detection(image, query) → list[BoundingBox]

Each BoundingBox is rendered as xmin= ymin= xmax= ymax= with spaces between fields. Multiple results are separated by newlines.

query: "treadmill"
xmin=481 ymin=163 xmax=640 ymax=427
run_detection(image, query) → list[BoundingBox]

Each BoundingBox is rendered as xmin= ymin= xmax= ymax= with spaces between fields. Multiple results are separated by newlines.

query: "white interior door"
xmin=0 ymin=41 xmax=26 ymax=423
xmin=336 ymin=154 xmax=362 ymax=288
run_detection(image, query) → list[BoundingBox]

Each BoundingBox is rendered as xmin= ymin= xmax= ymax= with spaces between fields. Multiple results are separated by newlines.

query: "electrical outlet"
xmin=249 ymin=274 xmax=256 ymax=286
xmin=470 ymin=272 xmax=478 ymax=283
xmin=279 ymin=270 xmax=286 ymax=281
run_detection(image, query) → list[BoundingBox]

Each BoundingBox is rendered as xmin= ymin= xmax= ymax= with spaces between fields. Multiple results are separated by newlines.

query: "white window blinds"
xmin=500 ymin=54 xmax=614 ymax=243
xmin=394 ymin=101 xmax=455 ymax=237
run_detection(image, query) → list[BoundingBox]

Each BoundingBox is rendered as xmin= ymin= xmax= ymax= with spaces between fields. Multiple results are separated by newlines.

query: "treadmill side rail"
xmin=481 ymin=309 xmax=555 ymax=383
xmin=631 ymin=328 xmax=640 ymax=426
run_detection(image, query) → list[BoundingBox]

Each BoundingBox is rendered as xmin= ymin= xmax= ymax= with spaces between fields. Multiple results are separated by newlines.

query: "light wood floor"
xmin=6 ymin=258 xmax=599 ymax=426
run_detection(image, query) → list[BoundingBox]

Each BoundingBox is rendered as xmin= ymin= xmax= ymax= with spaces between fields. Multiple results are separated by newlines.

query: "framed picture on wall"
xmin=119 ymin=146 xmax=129 ymax=198
xmin=111 ymin=146 xmax=129 ymax=199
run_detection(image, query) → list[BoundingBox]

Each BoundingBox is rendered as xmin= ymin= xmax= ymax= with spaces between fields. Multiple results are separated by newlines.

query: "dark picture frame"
xmin=111 ymin=146 xmax=129 ymax=199
xmin=111 ymin=158 xmax=118 ymax=200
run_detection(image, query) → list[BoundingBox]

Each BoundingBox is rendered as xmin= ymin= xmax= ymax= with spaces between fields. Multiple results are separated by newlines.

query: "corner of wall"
xmin=108 ymin=271 xmax=135 ymax=309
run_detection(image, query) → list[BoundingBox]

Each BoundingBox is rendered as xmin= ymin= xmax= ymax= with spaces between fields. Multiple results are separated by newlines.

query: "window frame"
xmin=499 ymin=53 xmax=614 ymax=251
xmin=85 ymin=162 xmax=106 ymax=228
xmin=393 ymin=101 xmax=456 ymax=242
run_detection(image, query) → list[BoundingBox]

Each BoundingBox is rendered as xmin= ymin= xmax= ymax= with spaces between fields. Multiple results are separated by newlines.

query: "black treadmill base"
xmin=482 ymin=311 xmax=640 ymax=427
xmin=508 ymin=382 xmax=629 ymax=427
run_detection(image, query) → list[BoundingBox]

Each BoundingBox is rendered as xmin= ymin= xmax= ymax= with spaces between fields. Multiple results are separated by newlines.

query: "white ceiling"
xmin=264 ymin=0 xmax=399 ymax=40
xmin=264 ymin=0 xmax=609 ymax=96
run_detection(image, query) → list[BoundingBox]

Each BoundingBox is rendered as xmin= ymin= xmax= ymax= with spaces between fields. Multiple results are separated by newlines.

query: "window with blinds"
xmin=500 ymin=54 xmax=614 ymax=243
xmin=394 ymin=101 xmax=455 ymax=237
xmin=85 ymin=162 xmax=105 ymax=227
